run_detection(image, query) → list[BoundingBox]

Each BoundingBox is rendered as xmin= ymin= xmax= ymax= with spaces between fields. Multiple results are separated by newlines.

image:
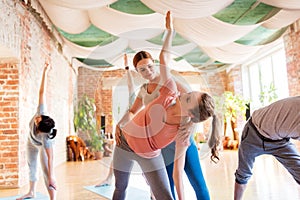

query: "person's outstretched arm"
xmin=124 ymin=54 xmax=135 ymax=97
xmin=115 ymin=54 xmax=140 ymax=145
xmin=173 ymin=144 xmax=188 ymax=200
xmin=159 ymin=11 xmax=173 ymax=83
xmin=159 ymin=11 xmax=188 ymax=200
xmin=45 ymin=147 xmax=57 ymax=192
xmin=39 ymin=63 xmax=50 ymax=105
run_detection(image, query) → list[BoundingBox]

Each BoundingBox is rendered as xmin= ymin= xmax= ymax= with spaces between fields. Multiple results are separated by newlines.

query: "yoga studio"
xmin=0 ymin=1 xmax=299 ymax=200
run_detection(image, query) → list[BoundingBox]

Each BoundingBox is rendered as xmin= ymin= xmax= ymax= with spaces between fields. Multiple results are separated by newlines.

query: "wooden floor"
xmin=1 ymin=149 xmax=299 ymax=200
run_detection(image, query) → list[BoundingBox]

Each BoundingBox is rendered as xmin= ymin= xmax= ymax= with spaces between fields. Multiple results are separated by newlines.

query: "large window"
xmin=112 ymin=85 xmax=131 ymax=124
xmin=242 ymin=46 xmax=289 ymax=112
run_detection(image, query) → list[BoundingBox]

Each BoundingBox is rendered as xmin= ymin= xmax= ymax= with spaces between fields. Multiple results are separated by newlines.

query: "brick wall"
xmin=77 ymin=68 xmax=125 ymax=138
xmin=283 ymin=20 xmax=300 ymax=149
xmin=0 ymin=63 xmax=19 ymax=187
xmin=226 ymin=67 xmax=243 ymax=94
xmin=284 ymin=20 xmax=300 ymax=96
xmin=0 ymin=0 xmax=74 ymax=188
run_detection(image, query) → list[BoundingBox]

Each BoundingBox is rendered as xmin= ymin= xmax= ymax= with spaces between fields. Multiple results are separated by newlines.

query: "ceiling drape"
xmin=33 ymin=0 xmax=300 ymax=71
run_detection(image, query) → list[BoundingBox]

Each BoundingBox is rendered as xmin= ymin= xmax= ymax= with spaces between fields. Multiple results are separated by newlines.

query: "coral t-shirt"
xmin=122 ymin=78 xmax=180 ymax=158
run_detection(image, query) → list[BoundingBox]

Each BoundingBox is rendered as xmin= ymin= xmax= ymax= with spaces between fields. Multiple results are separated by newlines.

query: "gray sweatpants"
xmin=112 ymin=146 xmax=174 ymax=200
xmin=235 ymin=118 xmax=300 ymax=184
xmin=27 ymin=140 xmax=50 ymax=187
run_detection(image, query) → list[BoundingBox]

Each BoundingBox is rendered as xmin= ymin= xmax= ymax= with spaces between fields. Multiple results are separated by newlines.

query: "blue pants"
xmin=162 ymin=137 xmax=210 ymax=200
xmin=235 ymin=118 xmax=300 ymax=185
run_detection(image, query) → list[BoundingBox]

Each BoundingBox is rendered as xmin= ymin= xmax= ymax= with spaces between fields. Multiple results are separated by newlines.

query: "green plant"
xmin=89 ymin=128 xmax=104 ymax=152
xmin=215 ymin=91 xmax=250 ymax=124
xmin=215 ymin=91 xmax=250 ymax=145
xmin=259 ymin=82 xmax=278 ymax=106
xmin=74 ymin=94 xmax=104 ymax=152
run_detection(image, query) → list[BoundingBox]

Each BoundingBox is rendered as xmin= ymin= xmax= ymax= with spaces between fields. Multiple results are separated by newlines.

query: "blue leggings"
xmin=162 ymin=137 xmax=210 ymax=200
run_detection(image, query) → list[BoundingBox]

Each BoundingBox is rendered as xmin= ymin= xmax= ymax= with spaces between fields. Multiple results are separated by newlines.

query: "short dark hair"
xmin=38 ymin=115 xmax=55 ymax=132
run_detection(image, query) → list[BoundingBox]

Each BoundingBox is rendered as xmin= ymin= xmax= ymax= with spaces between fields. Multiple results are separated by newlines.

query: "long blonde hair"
xmin=190 ymin=93 xmax=222 ymax=162
xmin=207 ymin=114 xmax=222 ymax=162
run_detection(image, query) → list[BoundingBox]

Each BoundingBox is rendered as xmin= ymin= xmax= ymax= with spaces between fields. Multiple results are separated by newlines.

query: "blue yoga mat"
xmin=0 ymin=192 xmax=48 ymax=200
xmin=84 ymin=185 xmax=150 ymax=200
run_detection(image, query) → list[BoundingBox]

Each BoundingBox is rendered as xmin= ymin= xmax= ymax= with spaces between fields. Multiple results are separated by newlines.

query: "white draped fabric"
xmin=174 ymin=16 xmax=261 ymax=47
xmin=201 ymin=42 xmax=263 ymax=64
xmin=63 ymin=38 xmax=129 ymax=60
xmin=35 ymin=0 xmax=300 ymax=70
xmin=62 ymin=37 xmax=199 ymax=64
xmin=72 ymin=57 xmax=121 ymax=72
xmin=241 ymin=37 xmax=284 ymax=65
xmin=44 ymin=0 xmax=300 ymax=11
xmin=261 ymin=0 xmax=300 ymax=10
xmin=42 ymin=0 xmax=117 ymax=9
xmin=39 ymin=0 xmax=90 ymax=34
xmin=140 ymin=0 xmax=234 ymax=19
xmin=88 ymin=7 xmax=165 ymax=40
xmin=128 ymin=40 xmax=198 ymax=57
xmin=262 ymin=9 xmax=300 ymax=29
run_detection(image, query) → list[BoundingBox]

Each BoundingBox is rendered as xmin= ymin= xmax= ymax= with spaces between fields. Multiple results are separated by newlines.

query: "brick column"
xmin=283 ymin=20 xmax=300 ymax=96
xmin=0 ymin=63 xmax=20 ymax=188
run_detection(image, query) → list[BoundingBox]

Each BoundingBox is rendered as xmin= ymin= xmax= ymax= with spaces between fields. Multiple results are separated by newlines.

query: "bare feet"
xmin=95 ymin=180 xmax=112 ymax=187
xmin=16 ymin=192 xmax=35 ymax=200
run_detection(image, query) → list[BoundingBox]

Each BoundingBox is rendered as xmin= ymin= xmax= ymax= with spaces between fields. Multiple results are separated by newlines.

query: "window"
xmin=242 ymin=45 xmax=289 ymax=112
xmin=112 ymin=85 xmax=130 ymax=124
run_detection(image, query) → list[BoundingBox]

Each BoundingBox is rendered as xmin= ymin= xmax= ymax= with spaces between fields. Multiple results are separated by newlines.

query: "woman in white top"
xmin=113 ymin=11 xmax=221 ymax=200
xmin=17 ymin=63 xmax=57 ymax=200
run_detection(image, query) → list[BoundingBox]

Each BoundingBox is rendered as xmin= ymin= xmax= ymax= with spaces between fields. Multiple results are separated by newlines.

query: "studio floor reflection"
xmin=1 ymin=149 xmax=299 ymax=200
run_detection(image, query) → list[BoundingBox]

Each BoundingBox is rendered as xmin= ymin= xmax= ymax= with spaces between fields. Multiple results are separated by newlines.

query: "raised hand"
xmin=39 ymin=62 xmax=51 ymax=105
xmin=45 ymin=60 xmax=51 ymax=69
xmin=124 ymin=53 xmax=129 ymax=70
xmin=165 ymin=10 xmax=173 ymax=30
xmin=159 ymin=10 xmax=174 ymax=83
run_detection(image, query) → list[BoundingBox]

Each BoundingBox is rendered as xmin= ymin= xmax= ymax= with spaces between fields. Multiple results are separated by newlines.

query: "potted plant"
xmin=89 ymin=126 xmax=104 ymax=159
xmin=215 ymin=91 xmax=249 ymax=149
xmin=74 ymin=94 xmax=104 ymax=159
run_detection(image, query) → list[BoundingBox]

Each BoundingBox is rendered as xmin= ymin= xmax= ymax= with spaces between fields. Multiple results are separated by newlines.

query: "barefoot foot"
xmin=95 ymin=180 xmax=112 ymax=187
xmin=16 ymin=192 xmax=35 ymax=200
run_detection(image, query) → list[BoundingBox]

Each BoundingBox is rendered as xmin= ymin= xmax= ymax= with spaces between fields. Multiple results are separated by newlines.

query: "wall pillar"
xmin=283 ymin=20 xmax=300 ymax=96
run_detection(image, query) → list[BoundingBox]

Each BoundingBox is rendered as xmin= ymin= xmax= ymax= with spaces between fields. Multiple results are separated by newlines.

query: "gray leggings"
xmin=27 ymin=140 xmax=49 ymax=187
xmin=112 ymin=146 xmax=174 ymax=200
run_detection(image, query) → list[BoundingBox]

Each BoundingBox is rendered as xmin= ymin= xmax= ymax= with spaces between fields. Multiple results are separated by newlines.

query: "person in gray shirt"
xmin=234 ymin=96 xmax=300 ymax=200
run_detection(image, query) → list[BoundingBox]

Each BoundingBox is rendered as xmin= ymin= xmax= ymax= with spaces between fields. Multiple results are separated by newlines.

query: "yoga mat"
xmin=84 ymin=185 xmax=150 ymax=200
xmin=0 ymin=192 xmax=48 ymax=200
